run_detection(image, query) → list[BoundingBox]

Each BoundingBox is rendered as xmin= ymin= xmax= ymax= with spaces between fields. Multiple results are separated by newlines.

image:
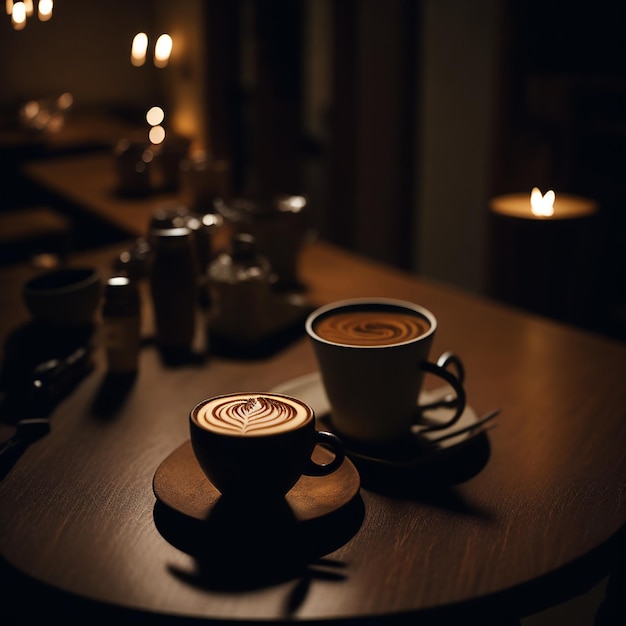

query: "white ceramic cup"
xmin=305 ymin=297 xmax=466 ymax=444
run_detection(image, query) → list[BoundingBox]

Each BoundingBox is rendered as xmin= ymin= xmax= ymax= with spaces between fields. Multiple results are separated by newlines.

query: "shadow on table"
xmin=345 ymin=430 xmax=493 ymax=517
xmin=154 ymin=492 xmax=364 ymax=599
xmin=0 ymin=321 xmax=95 ymax=423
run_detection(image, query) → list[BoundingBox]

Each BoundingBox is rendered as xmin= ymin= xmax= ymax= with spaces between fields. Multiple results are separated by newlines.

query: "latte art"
xmin=314 ymin=310 xmax=429 ymax=346
xmin=196 ymin=393 xmax=311 ymax=435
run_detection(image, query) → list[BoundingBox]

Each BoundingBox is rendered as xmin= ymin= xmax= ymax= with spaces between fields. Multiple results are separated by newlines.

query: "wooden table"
xmin=23 ymin=152 xmax=187 ymax=240
xmin=1 ymin=240 xmax=626 ymax=625
xmin=0 ymin=111 xmax=139 ymax=156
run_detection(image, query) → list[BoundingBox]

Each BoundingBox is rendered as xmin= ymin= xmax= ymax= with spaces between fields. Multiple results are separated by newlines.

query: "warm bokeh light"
xmin=11 ymin=0 xmax=26 ymax=29
xmin=281 ymin=195 xmax=306 ymax=212
xmin=530 ymin=187 xmax=555 ymax=217
xmin=22 ymin=100 xmax=39 ymax=121
xmin=146 ymin=106 xmax=165 ymax=127
xmin=149 ymin=125 xmax=166 ymax=145
xmin=8 ymin=0 xmax=52 ymax=25
xmin=131 ymin=32 xmax=148 ymax=67
xmin=154 ymin=34 xmax=173 ymax=68
xmin=38 ymin=0 xmax=52 ymax=21
xmin=57 ymin=92 xmax=73 ymax=111
xmin=47 ymin=113 xmax=64 ymax=133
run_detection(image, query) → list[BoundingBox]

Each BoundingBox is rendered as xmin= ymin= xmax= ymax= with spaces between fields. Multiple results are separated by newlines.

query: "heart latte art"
xmin=314 ymin=310 xmax=430 ymax=346
xmin=195 ymin=393 xmax=312 ymax=435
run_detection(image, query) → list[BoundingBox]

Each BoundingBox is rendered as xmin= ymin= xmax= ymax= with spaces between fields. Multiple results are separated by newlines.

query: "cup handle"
xmin=415 ymin=352 xmax=466 ymax=432
xmin=303 ymin=431 xmax=345 ymax=476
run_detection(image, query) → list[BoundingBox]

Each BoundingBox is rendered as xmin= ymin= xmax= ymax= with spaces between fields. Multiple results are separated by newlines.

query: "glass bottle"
xmin=207 ymin=233 xmax=272 ymax=355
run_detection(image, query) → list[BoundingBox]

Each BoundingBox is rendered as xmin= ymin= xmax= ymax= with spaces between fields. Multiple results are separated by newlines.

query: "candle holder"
xmin=487 ymin=190 xmax=600 ymax=327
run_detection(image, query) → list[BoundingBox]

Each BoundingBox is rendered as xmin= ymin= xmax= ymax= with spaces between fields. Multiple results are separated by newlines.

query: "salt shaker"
xmin=149 ymin=226 xmax=198 ymax=361
xmin=102 ymin=276 xmax=141 ymax=375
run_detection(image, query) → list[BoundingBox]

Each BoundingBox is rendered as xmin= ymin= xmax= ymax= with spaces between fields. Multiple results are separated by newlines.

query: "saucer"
xmin=153 ymin=441 xmax=360 ymax=523
xmin=270 ymin=372 xmax=490 ymax=471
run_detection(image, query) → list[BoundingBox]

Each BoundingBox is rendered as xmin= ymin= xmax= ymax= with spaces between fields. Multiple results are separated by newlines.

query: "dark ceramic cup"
xmin=189 ymin=392 xmax=345 ymax=501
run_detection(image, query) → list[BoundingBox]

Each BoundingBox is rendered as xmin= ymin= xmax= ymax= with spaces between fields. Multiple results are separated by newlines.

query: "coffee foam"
xmin=195 ymin=393 xmax=311 ymax=436
xmin=314 ymin=310 xmax=429 ymax=346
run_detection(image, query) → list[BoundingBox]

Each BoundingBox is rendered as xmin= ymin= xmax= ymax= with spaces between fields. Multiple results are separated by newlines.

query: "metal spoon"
xmin=425 ymin=409 xmax=500 ymax=443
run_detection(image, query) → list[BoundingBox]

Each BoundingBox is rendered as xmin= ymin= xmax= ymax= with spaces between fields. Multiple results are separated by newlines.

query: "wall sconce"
xmin=7 ymin=0 xmax=53 ymax=29
xmin=130 ymin=32 xmax=172 ymax=69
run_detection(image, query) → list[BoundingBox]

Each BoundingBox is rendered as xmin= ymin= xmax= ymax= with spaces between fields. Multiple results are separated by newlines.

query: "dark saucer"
xmin=271 ymin=372 xmax=493 ymax=488
xmin=152 ymin=441 xmax=364 ymax=591
xmin=152 ymin=440 xmax=360 ymax=522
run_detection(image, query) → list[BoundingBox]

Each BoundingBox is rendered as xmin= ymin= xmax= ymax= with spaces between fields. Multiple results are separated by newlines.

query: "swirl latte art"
xmin=195 ymin=393 xmax=311 ymax=435
xmin=314 ymin=310 xmax=430 ymax=346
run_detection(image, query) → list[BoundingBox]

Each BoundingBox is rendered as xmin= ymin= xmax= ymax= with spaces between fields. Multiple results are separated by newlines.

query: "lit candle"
xmin=489 ymin=188 xmax=597 ymax=220
xmin=487 ymin=188 xmax=600 ymax=325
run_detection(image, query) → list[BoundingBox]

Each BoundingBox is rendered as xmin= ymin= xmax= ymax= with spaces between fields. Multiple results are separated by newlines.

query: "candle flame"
xmin=530 ymin=187 xmax=555 ymax=217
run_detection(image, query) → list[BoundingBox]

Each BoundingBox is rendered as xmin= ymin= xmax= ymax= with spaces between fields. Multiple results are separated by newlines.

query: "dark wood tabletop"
xmin=23 ymin=152 xmax=191 ymax=240
xmin=1 ymin=240 xmax=626 ymax=625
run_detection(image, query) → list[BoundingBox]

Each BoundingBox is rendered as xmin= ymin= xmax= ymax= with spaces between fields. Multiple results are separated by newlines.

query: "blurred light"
xmin=22 ymin=100 xmax=40 ymax=120
xmin=284 ymin=195 xmax=306 ymax=212
xmin=109 ymin=276 xmax=131 ymax=288
xmin=47 ymin=113 xmax=64 ymax=133
xmin=38 ymin=0 xmax=52 ymax=21
xmin=149 ymin=125 xmax=166 ymax=144
xmin=11 ymin=1 xmax=26 ymax=29
xmin=154 ymin=34 xmax=172 ymax=68
xmin=56 ymin=92 xmax=73 ymax=111
xmin=131 ymin=32 xmax=148 ymax=67
xmin=8 ymin=0 xmax=53 ymax=25
xmin=146 ymin=106 xmax=165 ymax=127
xmin=33 ymin=109 xmax=51 ymax=129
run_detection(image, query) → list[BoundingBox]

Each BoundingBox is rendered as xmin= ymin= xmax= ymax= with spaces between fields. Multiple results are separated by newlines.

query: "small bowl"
xmin=23 ymin=267 xmax=103 ymax=327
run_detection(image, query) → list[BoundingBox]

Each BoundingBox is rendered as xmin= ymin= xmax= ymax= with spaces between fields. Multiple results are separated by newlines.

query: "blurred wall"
xmin=414 ymin=0 xmax=504 ymax=294
xmin=153 ymin=0 xmax=208 ymax=152
xmin=0 ymin=0 xmax=159 ymax=112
